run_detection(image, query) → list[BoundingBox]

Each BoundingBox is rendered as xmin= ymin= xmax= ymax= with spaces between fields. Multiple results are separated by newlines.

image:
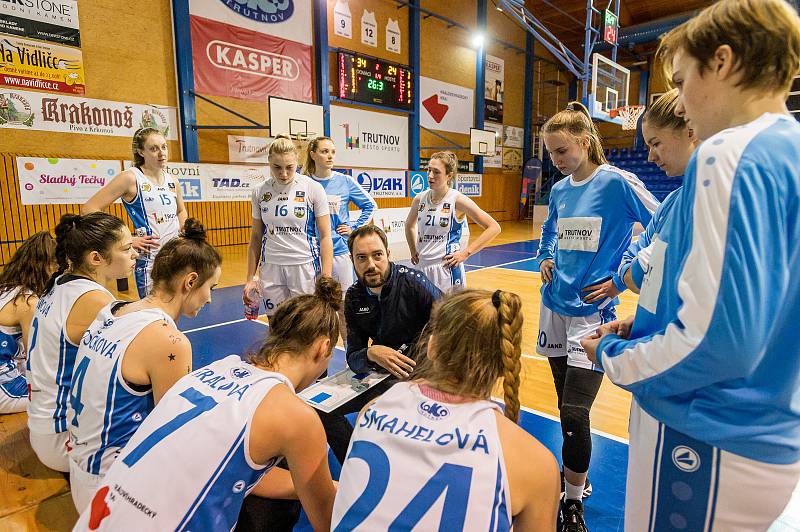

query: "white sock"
xmin=565 ymin=479 xmax=584 ymax=501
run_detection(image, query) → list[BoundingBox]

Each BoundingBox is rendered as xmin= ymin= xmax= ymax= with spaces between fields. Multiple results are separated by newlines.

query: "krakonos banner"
xmin=330 ymin=105 xmax=408 ymax=169
xmin=0 ymin=89 xmax=178 ymax=139
xmin=0 ymin=0 xmax=80 ymax=46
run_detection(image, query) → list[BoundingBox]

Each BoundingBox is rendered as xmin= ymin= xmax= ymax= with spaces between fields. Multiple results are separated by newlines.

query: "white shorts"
xmin=332 ymin=254 xmax=354 ymax=296
xmin=29 ymin=429 xmax=70 ymax=472
xmin=626 ymin=400 xmax=800 ymax=532
xmin=0 ymin=374 xmax=28 ymax=414
xmin=536 ymin=302 xmax=614 ymax=371
xmin=419 ymin=261 xmax=466 ymax=294
xmin=258 ymin=262 xmax=317 ymax=315
xmin=69 ymin=459 xmax=101 ymax=513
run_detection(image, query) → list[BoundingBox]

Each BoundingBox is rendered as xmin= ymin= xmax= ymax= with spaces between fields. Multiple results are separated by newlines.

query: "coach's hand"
xmin=582 ymin=279 xmax=620 ymax=303
xmin=540 ymin=259 xmax=555 ymax=284
xmin=368 ymin=345 xmax=416 ymax=378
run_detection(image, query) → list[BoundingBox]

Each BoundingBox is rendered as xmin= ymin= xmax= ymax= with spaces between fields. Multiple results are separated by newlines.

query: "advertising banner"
xmin=484 ymin=54 xmax=504 ymax=122
xmin=330 ymin=105 xmax=408 ymax=168
xmin=503 ymin=147 xmax=523 ymax=173
xmin=0 ymin=90 xmax=178 ymax=139
xmin=189 ymin=0 xmax=312 ymax=45
xmin=190 ymin=15 xmax=312 ymax=102
xmin=407 ymin=171 xmax=428 ymax=198
xmin=0 ymin=0 xmax=80 ymax=46
xmin=16 ymin=157 xmax=121 ymax=205
xmin=483 ymin=121 xmax=503 ymax=168
xmin=228 ymin=134 xmax=272 ymax=163
xmin=456 ymin=173 xmax=482 ymax=197
xmin=420 ymin=77 xmax=473 ymax=135
xmin=0 ymin=36 xmax=84 ymax=95
xmin=503 ymin=125 xmax=523 ymax=148
xmin=351 ymin=168 xmax=406 ymax=198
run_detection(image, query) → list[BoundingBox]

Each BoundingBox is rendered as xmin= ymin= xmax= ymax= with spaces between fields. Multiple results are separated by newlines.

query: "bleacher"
xmin=605 ymin=146 xmax=682 ymax=202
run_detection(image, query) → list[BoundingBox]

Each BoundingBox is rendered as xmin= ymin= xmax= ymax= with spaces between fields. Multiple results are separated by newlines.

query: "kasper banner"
xmin=190 ymin=15 xmax=312 ymax=102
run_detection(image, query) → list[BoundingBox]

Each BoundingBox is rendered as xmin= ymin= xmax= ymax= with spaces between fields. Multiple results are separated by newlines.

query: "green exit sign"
xmin=604 ymin=9 xmax=619 ymax=45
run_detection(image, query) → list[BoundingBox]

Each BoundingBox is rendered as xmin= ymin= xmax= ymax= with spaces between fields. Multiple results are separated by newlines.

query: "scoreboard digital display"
xmin=337 ymin=51 xmax=413 ymax=110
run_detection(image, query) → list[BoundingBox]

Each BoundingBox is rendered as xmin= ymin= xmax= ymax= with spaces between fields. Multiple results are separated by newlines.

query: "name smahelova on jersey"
xmin=359 ymin=406 xmax=491 ymax=455
xmin=192 ymin=367 xmax=254 ymax=401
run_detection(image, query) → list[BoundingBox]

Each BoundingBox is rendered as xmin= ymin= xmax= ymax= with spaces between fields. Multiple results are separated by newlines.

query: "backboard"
xmin=589 ymin=53 xmax=631 ymax=126
xmin=470 ymin=127 xmax=498 ymax=156
xmin=268 ymin=96 xmax=324 ymax=141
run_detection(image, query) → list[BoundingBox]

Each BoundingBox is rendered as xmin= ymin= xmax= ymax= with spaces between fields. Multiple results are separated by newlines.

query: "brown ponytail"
xmin=303 ymin=136 xmax=333 ymax=177
xmin=543 ymin=101 xmax=608 ymax=166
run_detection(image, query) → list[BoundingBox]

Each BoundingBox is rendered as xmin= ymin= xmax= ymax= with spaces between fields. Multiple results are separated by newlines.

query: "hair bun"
xmin=55 ymin=213 xmax=81 ymax=240
xmin=180 ymin=218 xmax=207 ymax=242
xmin=315 ymin=276 xmax=342 ymax=312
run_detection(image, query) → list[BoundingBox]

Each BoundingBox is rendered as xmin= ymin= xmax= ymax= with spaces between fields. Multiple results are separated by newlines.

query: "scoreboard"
xmin=337 ymin=51 xmax=413 ymax=110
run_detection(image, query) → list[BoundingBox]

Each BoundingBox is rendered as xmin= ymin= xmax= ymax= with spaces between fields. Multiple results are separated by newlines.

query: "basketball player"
xmin=405 ymin=151 xmax=501 ymax=293
xmin=583 ymin=1 xmax=800 ymax=529
xmin=27 ymin=213 xmax=137 ymax=472
xmin=618 ymin=89 xmax=697 ymax=294
xmin=74 ymin=277 xmax=340 ymax=531
xmin=0 ymin=232 xmax=55 ymax=414
xmin=83 ymin=127 xmax=186 ymax=298
xmin=243 ymin=136 xmax=333 ymax=317
xmin=304 ymin=135 xmax=376 ymax=339
xmin=67 ymin=219 xmax=222 ymax=512
xmin=536 ymin=101 xmax=658 ymax=531
xmin=332 ymin=289 xmax=560 ymax=530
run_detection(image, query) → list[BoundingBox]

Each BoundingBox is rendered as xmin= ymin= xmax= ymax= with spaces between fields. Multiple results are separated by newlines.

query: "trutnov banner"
xmin=0 ymin=36 xmax=85 ymax=95
xmin=189 ymin=0 xmax=312 ymax=45
xmin=0 ymin=0 xmax=80 ymax=47
xmin=190 ymin=15 xmax=312 ymax=102
xmin=0 ymin=90 xmax=178 ymax=139
xmin=228 ymin=135 xmax=272 ymax=163
xmin=330 ymin=105 xmax=408 ymax=169
xmin=16 ymin=157 xmax=121 ymax=205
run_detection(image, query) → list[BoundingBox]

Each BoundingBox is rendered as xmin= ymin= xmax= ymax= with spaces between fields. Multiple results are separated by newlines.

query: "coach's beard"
xmin=361 ymin=267 xmax=389 ymax=288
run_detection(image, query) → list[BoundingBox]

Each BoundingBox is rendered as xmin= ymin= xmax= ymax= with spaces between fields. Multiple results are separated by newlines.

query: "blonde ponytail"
xmin=496 ymin=290 xmax=523 ymax=422
xmin=543 ymin=101 xmax=608 ymax=165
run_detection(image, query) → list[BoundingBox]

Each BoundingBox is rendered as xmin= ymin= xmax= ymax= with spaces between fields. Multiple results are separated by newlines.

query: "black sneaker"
xmin=560 ymin=472 xmax=592 ymax=499
xmin=561 ymin=499 xmax=588 ymax=532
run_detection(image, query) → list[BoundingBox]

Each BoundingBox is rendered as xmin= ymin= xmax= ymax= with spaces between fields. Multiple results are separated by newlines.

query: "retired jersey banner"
xmin=0 ymin=89 xmax=178 ymax=139
xmin=17 ymin=157 xmax=121 ymax=205
xmin=0 ymin=36 xmax=84 ymax=94
xmin=190 ymin=15 xmax=312 ymax=102
xmin=0 ymin=0 xmax=80 ymax=47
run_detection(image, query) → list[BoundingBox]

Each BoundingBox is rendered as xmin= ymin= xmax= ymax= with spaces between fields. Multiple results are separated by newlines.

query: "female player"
xmin=73 ymin=277 xmax=341 ymax=531
xmin=243 ymin=135 xmax=333 ymax=317
xmin=618 ymin=88 xmax=697 ymax=294
xmin=83 ymin=127 xmax=186 ymax=298
xmin=332 ymin=289 xmax=560 ymax=530
xmin=405 ymin=151 xmax=501 ymax=293
xmin=0 ymin=232 xmax=55 ymax=414
xmin=536 ymin=101 xmax=657 ymax=530
xmin=584 ymin=1 xmax=800 ymax=529
xmin=67 ymin=219 xmax=222 ymax=512
xmin=27 ymin=213 xmax=137 ymax=472
xmin=304 ymin=135 xmax=376 ymax=337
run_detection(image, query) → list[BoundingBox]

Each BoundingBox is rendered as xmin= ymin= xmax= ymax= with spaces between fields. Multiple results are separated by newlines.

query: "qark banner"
xmin=190 ymin=15 xmax=312 ymax=102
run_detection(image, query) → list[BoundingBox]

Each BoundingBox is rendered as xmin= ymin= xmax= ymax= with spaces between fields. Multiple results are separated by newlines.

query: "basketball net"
xmin=610 ymin=105 xmax=646 ymax=130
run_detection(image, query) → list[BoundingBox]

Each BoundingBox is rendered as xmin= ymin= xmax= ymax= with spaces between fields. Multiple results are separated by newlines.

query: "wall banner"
xmin=484 ymin=54 xmax=504 ymax=123
xmin=228 ymin=134 xmax=272 ymax=163
xmin=0 ymin=36 xmax=84 ymax=95
xmin=189 ymin=0 xmax=312 ymax=45
xmin=407 ymin=170 xmax=428 ymax=198
xmin=329 ymin=105 xmax=408 ymax=169
xmin=351 ymin=168 xmax=406 ymax=198
xmin=482 ymin=121 xmax=503 ymax=168
xmin=16 ymin=157 xmax=121 ymax=205
xmin=503 ymin=125 xmax=523 ymax=148
xmin=0 ymin=90 xmax=178 ymax=139
xmin=0 ymin=0 xmax=80 ymax=47
xmin=456 ymin=173 xmax=482 ymax=197
xmin=420 ymin=76 xmax=473 ymax=135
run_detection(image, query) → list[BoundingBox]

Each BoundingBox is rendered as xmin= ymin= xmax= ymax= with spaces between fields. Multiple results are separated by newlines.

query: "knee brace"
xmin=560 ymin=403 xmax=592 ymax=473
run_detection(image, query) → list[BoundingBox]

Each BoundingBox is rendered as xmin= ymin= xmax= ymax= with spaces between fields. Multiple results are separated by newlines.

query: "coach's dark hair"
xmin=45 ymin=213 xmax=127 ymax=292
xmin=151 ymin=218 xmax=221 ymax=295
xmin=251 ymin=276 xmax=341 ymax=367
xmin=347 ymin=224 xmax=389 ymax=256
xmin=132 ymin=127 xmax=165 ymax=167
xmin=0 ymin=231 xmax=56 ymax=303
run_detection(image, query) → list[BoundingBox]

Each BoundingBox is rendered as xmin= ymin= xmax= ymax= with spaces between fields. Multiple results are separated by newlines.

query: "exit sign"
xmin=604 ymin=9 xmax=619 ymax=45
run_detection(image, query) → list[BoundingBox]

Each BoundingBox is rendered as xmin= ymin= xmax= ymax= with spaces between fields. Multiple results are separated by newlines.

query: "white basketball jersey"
xmin=123 ymin=167 xmax=180 ymax=262
xmin=27 ymin=275 xmax=110 ymax=434
xmin=0 ymin=287 xmax=24 ymax=385
xmin=251 ymin=174 xmax=330 ymax=268
xmin=68 ymin=302 xmax=175 ymax=477
xmin=73 ymin=355 xmax=292 ymax=531
xmin=416 ymin=189 xmax=465 ymax=263
xmin=332 ymin=382 xmax=513 ymax=531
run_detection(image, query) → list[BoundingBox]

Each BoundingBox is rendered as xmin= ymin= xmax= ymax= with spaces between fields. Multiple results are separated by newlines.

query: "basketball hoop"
xmin=610 ymin=105 xmax=646 ymax=130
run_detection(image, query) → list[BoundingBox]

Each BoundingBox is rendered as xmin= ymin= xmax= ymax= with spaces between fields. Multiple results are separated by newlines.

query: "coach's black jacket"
xmin=345 ymin=262 xmax=442 ymax=374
